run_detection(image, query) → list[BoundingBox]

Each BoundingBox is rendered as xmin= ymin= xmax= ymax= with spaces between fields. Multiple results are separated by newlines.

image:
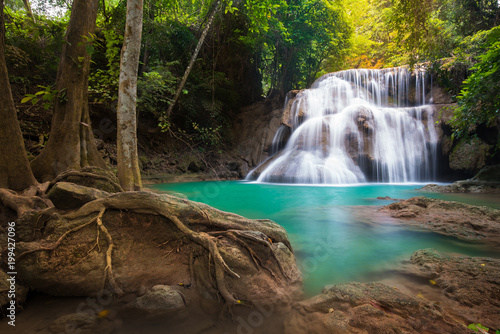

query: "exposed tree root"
xmin=209 ymin=230 xmax=280 ymax=281
xmin=0 ymin=188 xmax=51 ymax=218
xmin=18 ymin=191 xmax=293 ymax=305
xmin=17 ymin=208 xmax=123 ymax=296
xmin=220 ymin=229 xmax=290 ymax=280
xmin=95 ymin=208 xmax=123 ymax=295
xmin=17 ymin=214 xmax=98 ymax=260
xmin=49 ymin=169 xmax=124 ymax=192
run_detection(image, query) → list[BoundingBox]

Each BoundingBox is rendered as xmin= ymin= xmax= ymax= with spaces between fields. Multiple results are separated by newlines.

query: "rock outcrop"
xmin=378 ymin=196 xmax=500 ymax=244
xmin=284 ymin=282 xmax=467 ymax=334
xmin=231 ymin=95 xmax=285 ymax=176
xmin=408 ymin=249 xmax=500 ymax=330
xmin=421 ymin=164 xmax=500 ymax=193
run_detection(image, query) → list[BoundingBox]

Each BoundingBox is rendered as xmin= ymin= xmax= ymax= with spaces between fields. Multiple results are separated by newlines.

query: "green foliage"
xmin=89 ymin=29 xmax=123 ymax=103
xmin=4 ymin=8 xmax=66 ymax=92
xmin=246 ymin=0 xmax=351 ymax=92
xmin=192 ymin=122 xmax=223 ymax=149
xmin=383 ymin=0 xmax=454 ymax=66
xmin=137 ymin=64 xmax=178 ymax=118
xmin=450 ymin=27 xmax=500 ymax=141
xmin=4 ymin=0 xmax=24 ymax=12
xmin=342 ymin=0 xmax=499 ymax=70
xmin=430 ymin=27 xmax=494 ymax=97
xmin=443 ymin=0 xmax=499 ymax=36
xmin=21 ymin=85 xmax=65 ymax=110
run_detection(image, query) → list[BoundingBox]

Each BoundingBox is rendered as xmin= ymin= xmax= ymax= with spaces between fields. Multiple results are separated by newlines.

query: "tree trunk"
xmin=165 ymin=0 xmax=221 ymax=119
xmin=22 ymin=0 xmax=35 ymax=22
xmin=0 ymin=0 xmax=37 ymax=190
xmin=30 ymin=0 xmax=107 ymax=182
xmin=138 ymin=0 xmax=155 ymax=76
xmin=117 ymin=0 xmax=143 ymax=191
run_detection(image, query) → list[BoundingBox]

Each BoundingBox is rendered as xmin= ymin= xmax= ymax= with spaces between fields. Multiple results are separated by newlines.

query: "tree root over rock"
xmin=0 ymin=188 xmax=51 ymax=217
xmin=16 ymin=191 xmax=300 ymax=306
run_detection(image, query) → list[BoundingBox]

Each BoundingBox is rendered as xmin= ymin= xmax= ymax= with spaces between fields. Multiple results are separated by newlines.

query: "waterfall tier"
xmin=248 ymin=67 xmax=438 ymax=184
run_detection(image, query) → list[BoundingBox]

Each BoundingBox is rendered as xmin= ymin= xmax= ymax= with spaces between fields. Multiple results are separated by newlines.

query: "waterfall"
xmin=248 ymin=67 xmax=438 ymax=184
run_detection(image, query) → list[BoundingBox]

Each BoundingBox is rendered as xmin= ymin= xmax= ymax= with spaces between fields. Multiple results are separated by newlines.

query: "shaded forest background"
xmin=3 ymin=0 xmax=500 ymax=170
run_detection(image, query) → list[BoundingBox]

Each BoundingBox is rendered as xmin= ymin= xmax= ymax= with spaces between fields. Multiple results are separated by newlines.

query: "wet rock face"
xmin=231 ymin=94 xmax=285 ymax=174
xmin=449 ymin=137 xmax=491 ymax=172
xmin=472 ymin=164 xmax=500 ymax=182
xmin=284 ymin=282 xmax=466 ymax=334
xmin=409 ymin=249 xmax=500 ymax=330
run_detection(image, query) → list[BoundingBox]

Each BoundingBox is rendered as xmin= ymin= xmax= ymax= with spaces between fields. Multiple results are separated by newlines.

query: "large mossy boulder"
xmin=449 ymin=137 xmax=490 ymax=173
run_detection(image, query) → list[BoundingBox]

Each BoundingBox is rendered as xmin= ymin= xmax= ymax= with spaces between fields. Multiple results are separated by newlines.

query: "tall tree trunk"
xmin=165 ymin=0 xmax=221 ymax=119
xmin=117 ymin=0 xmax=143 ymax=191
xmin=22 ymin=0 xmax=35 ymax=22
xmin=0 ymin=0 xmax=37 ymax=190
xmin=30 ymin=0 xmax=106 ymax=182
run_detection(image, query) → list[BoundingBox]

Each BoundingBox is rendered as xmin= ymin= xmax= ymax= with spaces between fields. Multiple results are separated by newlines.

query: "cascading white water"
xmin=249 ymin=67 xmax=438 ymax=184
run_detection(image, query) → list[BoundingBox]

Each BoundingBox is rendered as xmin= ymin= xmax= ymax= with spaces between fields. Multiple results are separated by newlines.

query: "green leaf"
xmin=78 ymin=56 xmax=85 ymax=62
xmin=468 ymin=323 xmax=489 ymax=332
xmin=21 ymin=96 xmax=33 ymax=104
xmin=30 ymin=98 xmax=39 ymax=105
xmin=35 ymin=91 xmax=45 ymax=96
xmin=86 ymin=44 xmax=94 ymax=56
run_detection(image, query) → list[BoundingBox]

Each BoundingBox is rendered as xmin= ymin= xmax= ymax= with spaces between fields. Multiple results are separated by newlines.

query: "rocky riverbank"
xmin=421 ymin=165 xmax=500 ymax=193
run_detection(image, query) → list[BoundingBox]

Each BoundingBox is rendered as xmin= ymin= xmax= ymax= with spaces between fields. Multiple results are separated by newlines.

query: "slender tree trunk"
xmin=117 ymin=0 xmax=143 ymax=191
xmin=22 ymin=0 xmax=35 ymax=22
xmin=30 ymin=0 xmax=106 ymax=182
xmin=0 ymin=0 xmax=37 ymax=190
xmin=165 ymin=0 xmax=221 ymax=119
xmin=138 ymin=0 xmax=155 ymax=76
